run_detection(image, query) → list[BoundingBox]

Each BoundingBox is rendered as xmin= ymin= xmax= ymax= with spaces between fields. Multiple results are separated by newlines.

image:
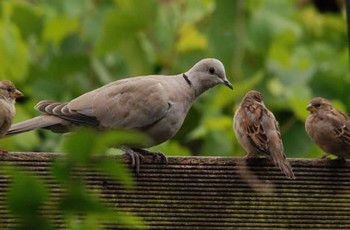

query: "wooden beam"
xmin=0 ymin=152 xmax=349 ymax=229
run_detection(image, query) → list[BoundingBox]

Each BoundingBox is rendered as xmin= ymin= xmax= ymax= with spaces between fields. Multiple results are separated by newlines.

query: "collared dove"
xmin=233 ymin=91 xmax=295 ymax=179
xmin=7 ymin=58 xmax=233 ymax=173
xmin=306 ymin=97 xmax=350 ymax=160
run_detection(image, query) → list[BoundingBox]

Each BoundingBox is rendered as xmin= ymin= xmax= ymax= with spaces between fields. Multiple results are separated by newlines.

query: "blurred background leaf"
xmin=52 ymin=128 xmax=147 ymax=228
xmin=1 ymin=0 xmax=348 ymax=228
xmin=3 ymin=0 xmax=348 ymax=159
xmin=5 ymin=166 xmax=52 ymax=230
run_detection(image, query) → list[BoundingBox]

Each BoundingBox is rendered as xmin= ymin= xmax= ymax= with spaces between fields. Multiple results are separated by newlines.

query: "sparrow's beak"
xmin=223 ymin=79 xmax=233 ymax=90
xmin=306 ymin=103 xmax=315 ymax=112
xmin=12 ymin=89 xmax=24 ymax=99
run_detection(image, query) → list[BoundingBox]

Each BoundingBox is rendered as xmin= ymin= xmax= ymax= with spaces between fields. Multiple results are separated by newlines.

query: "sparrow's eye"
xmin=314 ymin=103 xmax=321 ymax=108
xmin=7 ymin=88 xmax=12 ymax=93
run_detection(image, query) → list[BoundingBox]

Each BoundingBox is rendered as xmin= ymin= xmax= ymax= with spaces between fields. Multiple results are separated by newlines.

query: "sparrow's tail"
xmin=6 ymin=115 xmax=71 ymax=136
xmin=273 ymin=157 xmax=295 ymax=180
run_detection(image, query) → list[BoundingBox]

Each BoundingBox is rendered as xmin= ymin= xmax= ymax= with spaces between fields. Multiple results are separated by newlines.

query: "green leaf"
xmin=6 ymin=167 xmax=48 ymax=216
xmin=10 ymin=2 xmax=43 ymax=38
xmin=0 ymin=21 xmax=29 ymax=80
xmin=287 ymin=97 xmax=310 ymax=121
xmin=60 ymin=128 xmax=97 ymax=162
xmin=232 ymin=71 xmax=264 ymax=100
xmin=96 ymin=0 xmax=157 ymax=55
xmin=92 ymin=129 xmax=153 ymax=153
xmin=58 ymin=128 xmax=147 ymax=188
xmin=176 ymin=24 xmax=208 ymax=53
xmin=150 ymin=140 xmax=192 ymax=156
xmin=42 ymin=16 xmax=80 ymax=45
xmin=59 ymin=182 xmax=104 ymax=213
xmin=5 ymin=166 xmax=52 ymax=230
xmin=95 ymin=158 xmax=135 ymax=189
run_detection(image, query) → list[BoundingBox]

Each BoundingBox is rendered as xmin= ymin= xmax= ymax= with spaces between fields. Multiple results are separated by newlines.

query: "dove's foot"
xmin=121 ymin=146 xmax=167 ymax=175
xmin=122 ymin=147 xmax=145 ymax=176
xmin=133 ymin=148 xmax=168 ymax=164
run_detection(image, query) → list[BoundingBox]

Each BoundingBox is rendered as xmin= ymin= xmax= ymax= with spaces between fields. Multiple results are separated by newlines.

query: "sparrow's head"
xmin=242 ymin=90 xmax=264 ymax=106
xmin=246 ymin=90 xmax=263 ymax=102
xmin=307 ymin=97 xmax=333 ymax=113
xmin=0 ymin=80 xmax=24 ymax=101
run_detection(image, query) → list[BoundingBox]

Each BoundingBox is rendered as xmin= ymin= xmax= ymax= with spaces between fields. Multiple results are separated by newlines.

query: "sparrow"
xmin=0 ymin=80 xmax=23 ymax=138
xmin=305 ymin=97 xmax=350 ymax=160
xmin=6 ymin=59 xmax=233 ymax=174
xmin=233 ymin=90 xmax=295 ymax=179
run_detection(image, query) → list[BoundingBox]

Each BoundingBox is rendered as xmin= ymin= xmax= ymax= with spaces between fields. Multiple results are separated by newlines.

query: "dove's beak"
xmin=223 ymin=79 xmax=233 ymax=90
xmin=12 ymin=89 xmax=24 ymax=99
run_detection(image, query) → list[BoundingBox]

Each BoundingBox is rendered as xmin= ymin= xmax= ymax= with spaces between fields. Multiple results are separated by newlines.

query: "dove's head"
xmin=307 ymin=97 xmax=333 ymax=114
xmin=184 ymin=58 xmax=233 ymax=96
xmin=0 ymin=80 xmax=23 ymax=104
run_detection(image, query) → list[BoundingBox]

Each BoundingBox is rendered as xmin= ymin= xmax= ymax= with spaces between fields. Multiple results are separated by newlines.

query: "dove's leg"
xmin=121 ymin=146 xmax=167 ymax=175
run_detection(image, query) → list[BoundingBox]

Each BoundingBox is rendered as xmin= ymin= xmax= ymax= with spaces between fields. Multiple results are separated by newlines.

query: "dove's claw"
xmin=121 ymin=146 xmax=167 ymax=175
xmin=135 ymin=148 xmax=168 ymax=164
xmin=122 ymin=146 xmax=144 ymax=176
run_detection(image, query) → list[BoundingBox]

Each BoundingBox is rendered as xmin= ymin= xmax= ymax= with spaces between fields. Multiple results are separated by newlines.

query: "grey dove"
xmin=306 ymin=97 xmax=350 ymax=160
xmin=233 ymin=91 xmax=295 ymax=179
xmin=7 ymin=58 xmax=233 ymax=173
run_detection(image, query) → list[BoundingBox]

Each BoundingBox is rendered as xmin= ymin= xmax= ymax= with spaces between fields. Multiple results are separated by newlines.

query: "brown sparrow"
xmin=0 ymin=80 xmax=23 ymax=137
xmin=306 ymin=97 xmax=350 ymax=160
xmin=233 ymin=90 xmax=295 ymax=179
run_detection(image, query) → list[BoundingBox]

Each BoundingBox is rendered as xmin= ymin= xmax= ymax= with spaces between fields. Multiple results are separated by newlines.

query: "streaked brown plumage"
xmin=305 ymin=97 xmax=350 ymax=159
xmin=233 ymin=90 xmax=295 ymax=179
xmin=0 ymin=80 xmax=23 ymax=137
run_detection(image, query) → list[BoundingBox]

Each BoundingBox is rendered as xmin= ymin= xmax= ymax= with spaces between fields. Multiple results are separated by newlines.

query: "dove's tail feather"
xmin=6 ymin=115 xmax=71 ymax=136
xmin=275 ymin=158 xmax=295 ymax=180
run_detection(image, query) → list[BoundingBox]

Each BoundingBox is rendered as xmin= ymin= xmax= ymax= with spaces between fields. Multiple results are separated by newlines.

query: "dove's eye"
xmin=208 ymin=67 xmax=215 ymax=74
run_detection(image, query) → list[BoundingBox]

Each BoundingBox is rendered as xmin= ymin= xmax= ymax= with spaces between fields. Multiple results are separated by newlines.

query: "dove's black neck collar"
xmin=182 ymin=73 xmax=192 ymax=86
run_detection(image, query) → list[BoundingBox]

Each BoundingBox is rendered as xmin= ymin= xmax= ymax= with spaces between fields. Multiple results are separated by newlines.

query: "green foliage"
xmin=4 ymin=128 xmax=149 ymax=229
xmin=5 ymin=167 xmax=52 ymax=230
xmin=0 ymin=0 xmax=350 ymax=229
xmin=0 ymin=0 xmax=348 ymax=227
xmin=2 ymin=0 xmax=348 ymax=157
xmin=53 ymin=128 xmax=148 ymax=228
xmin=57 ymin=128 xmax=149 ymax=188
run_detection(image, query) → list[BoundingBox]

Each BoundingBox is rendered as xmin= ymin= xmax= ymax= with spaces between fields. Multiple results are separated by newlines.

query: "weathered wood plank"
xmin=0 ymin=152 xmax=349 ymax=229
